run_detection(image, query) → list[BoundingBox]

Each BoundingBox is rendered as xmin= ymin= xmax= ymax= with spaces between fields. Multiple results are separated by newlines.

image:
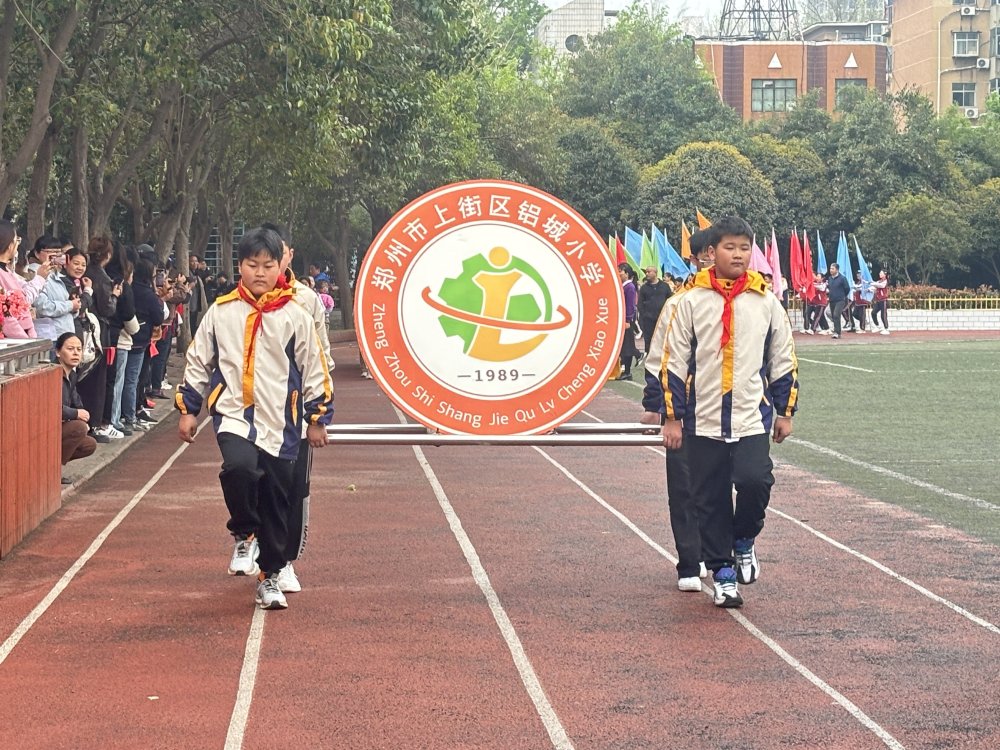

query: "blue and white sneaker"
xmin=734 ymin=538 xmax=759 ymax=585
xmin=713 ymin=566 xmax=743 ymax=608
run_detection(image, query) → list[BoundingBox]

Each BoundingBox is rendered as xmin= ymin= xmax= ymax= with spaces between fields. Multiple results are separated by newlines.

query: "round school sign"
xmin=355 ymin=180 xmax=624 ymax=435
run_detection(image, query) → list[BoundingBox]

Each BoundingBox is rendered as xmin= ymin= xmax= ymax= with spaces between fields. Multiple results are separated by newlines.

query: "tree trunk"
xmin=89 ymin=91 xmax=175 ymax=236
xmin=70 ymin=124 xmax=89 ymax=248
xmin=190 ymin=191 xmax=214 ymax=260
xmin=27 ymin=123 xmax=57 ymax=242
xmin=0 ymin=3 xmax=80 ymax=211
xmin=217 ymin=209 xmax=235 ymax=280
xmin=335 ymin=208 xmax=354 ymax=330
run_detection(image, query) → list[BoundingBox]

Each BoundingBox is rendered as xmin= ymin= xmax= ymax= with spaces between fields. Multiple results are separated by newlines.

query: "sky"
xmin=542 ymin=0 xmax=726 ymax=20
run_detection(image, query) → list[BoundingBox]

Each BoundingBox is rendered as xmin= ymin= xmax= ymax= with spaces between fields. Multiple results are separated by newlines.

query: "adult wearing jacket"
xmin=31 ymin=240 xmax=80 ymax=348
xmin=826 ymin=263 xmax=851 ymax=339
xmin=104 ymin=243 xmax=140 ymax=433
xmin=126 ymin=260 xmax=165 ymax=429
xmin=0 ymin=220 xmax=51 ymax=338
xmin=79 ymin=235 xmax=122 ymax=439
xmin=56 ymin=332 xmax=98 ymax=475
xmin=637 ymin=266 xmax=673 ymax=354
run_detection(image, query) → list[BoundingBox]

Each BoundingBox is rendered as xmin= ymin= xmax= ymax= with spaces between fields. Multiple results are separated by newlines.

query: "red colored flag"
xmin=800 ymin=230 xmax=815 ymax=302
xmin=615 ymin=234 xmax=627 ymax=267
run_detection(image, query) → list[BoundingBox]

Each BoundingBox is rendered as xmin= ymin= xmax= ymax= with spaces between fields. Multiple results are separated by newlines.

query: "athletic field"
xmin=611 ymin=333 xmax=1000 ymax=547
xmin=0 ymin=335 xmax=997 ymax=749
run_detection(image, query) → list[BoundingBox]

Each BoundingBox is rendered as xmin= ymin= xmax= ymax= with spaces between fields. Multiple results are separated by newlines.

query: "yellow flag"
xmin=696 ymin=209 xmax=712 ymax=230
xmin=680 ymin=220 xmax=692 ymax=259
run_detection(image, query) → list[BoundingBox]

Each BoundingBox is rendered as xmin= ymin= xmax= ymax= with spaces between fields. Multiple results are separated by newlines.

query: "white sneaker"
xmin=276 ymin=563 xmax=301 ymax=593
xmin=160 ymin=381 xmax=173 ymax=390
xmin=678 ymin=576 xmax=702 ymax=592
xmin=255 ymin=575 xmax=288 ymax=610
xmin=817 ymin=329 xmax=830 ymax=336
xmin=734 ymin=539 xmax=759 ymax=585
xmin=95 ymin=425 xmax=124 ymax=440
xmin=228 ymin=536 xmax=260 ymax=576
xmin=699 ymin=562 xmax=708 ymax=578
xmin=805 ymin=329 xmax=814 ymax=335
xmin=880 ymin=329 xmax=890 ymax=335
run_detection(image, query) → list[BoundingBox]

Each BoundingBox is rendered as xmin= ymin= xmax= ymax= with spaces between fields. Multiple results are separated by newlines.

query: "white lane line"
xmin=580 ymin=409 xmax=999 ymax=636
xmin=797 ymin=357 xmax=875 ymax=373
xmin=395 ymin=407 xmax=574 ymax=750
xmin=768 ymin=508 xmax=999 ymax=636
xmin=0 ymin=420 xmax=211 ymax=666
xmin=598 ymin=390 xmax=997 ymax=515
xmin=225 ymin=608 xmax=266 ymax=750
xmin=533 ymin=447 xmax=905 ymax=750
xmin=787 ymin=438 xmax=998 ymax=513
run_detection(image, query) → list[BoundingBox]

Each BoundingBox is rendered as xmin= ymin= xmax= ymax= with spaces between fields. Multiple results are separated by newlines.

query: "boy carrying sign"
xmin=661 ymin=216 xmax=798 ymax=608
xmin=177 ymin=227 xmax=333 ymax=610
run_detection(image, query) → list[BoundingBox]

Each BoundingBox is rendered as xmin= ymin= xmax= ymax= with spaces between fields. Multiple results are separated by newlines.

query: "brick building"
xmin=695 ymin=39 xmax=888 ymax=120
xmin=886 ymin=0 xmax=1000 ymax=118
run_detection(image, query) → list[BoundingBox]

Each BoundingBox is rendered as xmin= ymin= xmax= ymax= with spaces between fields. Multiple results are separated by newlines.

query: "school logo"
xmin=425 ymin=246 xmax=572 ymax=362
xmin=355 ymin=180 xmax=624 ymax=435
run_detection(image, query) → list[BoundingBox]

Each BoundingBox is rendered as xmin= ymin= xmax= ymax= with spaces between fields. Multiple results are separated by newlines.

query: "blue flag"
xmin=815 ymin=231 xmax=828 ymax=274
xmin=853 ymin=236 xmax=875 ymax=302
xmin=652 ymin=224 xmax=691 ymax=280
xmin=624 ymin=227 xmax=643 ymax=268
xmin=836 ymin=231 xmax=853 ymax=282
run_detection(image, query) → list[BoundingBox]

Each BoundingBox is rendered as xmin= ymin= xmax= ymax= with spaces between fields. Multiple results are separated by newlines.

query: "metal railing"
xmin=0 ymin=339 xmax=53 ymax=377
xmin=890 ymin=297 xmax=1000 ymax=311
xmin=789 ymin=297 xmax=1000 ymax=311
xmin=326 ymin=422 xmax=664 ymax=447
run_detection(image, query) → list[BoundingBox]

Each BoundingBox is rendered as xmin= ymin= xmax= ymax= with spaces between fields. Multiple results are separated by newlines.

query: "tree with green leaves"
xmin=558 ymin=6 xmax=738 ymax=166
xmin=962 ymin=178 xmax=1000 ymax=288
xmin=858 ymin=193 xmax=969 ymax=284
xmin=554 ymin=121 xmax=637 ymax=238
xmin=627 ymin=141 xmax=778 ymax=244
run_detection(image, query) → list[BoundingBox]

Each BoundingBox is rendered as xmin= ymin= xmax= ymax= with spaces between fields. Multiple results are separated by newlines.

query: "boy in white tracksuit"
xmin=661 ymin=216 xmax=798 ymax=608
xmin=177 ymin=227 xmax=334 ymax=610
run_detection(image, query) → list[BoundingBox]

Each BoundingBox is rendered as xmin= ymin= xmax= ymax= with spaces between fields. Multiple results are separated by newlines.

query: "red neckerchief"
xmin=708 ymin=268 xmax=749 ymax=349
xmin=234 ymin=276 xmax=295 ymax=369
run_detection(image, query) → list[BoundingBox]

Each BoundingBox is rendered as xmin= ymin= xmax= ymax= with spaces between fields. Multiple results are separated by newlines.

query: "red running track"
xmin=0 ymin=342 xmax=997 ymax=749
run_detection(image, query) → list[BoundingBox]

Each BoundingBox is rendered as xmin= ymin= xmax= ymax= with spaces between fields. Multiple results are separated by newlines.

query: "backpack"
xmin=77 ymin=311 xmax=103 ymax=380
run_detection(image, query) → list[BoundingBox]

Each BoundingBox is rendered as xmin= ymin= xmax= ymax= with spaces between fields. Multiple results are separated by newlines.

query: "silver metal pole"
xmin=325 ymin=423 xmax=663 ymax=447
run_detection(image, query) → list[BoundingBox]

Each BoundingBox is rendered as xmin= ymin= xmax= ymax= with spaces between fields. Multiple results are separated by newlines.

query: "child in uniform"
xmin=640 ymin=228 xmax=715 ymax=592
xmin=661 ymin=216 xmax=798 ymax=608
xmin=177 ymin=227 xmax=333 ymax=610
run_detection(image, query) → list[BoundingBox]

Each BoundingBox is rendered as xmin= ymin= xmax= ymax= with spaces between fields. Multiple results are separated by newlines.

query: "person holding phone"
xmin=31 ymin=235 xmax=80 ymax=351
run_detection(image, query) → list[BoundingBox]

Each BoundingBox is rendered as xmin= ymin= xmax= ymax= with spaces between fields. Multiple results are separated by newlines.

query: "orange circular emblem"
xmin=355 ymin=180 xmax=625 ymax=435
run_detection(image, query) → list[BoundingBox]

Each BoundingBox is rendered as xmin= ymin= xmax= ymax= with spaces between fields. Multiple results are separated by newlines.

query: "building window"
xmin=564 ymin=34 xmax=583 ymax=53
xmin=954 ymin=32 xmax=981 ymax=58
xmin=751 ymin=79 xmax=797 ymax=112
xmin=952 ymin=82 xmax=977 ymax=107
xmin=991 ymin=78 xmax=1000 ymax=94
xmin=835 ymin=78 xmax=868 ymax=108
xmin=993 ymin=27 xmax=1000 ymax=57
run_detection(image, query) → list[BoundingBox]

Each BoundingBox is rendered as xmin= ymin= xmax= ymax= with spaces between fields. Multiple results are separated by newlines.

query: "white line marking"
xmin=788 ymin=438 xmax=998 ymax=513
xmin=580 ymin=409 xmax=999 ymax=636
xmin=533 ymin=447 xmax=905 ymax=750
xmin=225 ymin=608 xmax=266 ymax=750
xmin=768 ymin=508 xmax=1000 ymax=636
xmin=0 ymin=420 xmax=211 ymax=666
xmin=395 ymin=407 xmax=574 ymax=750
xmin=797 ymin=357 xmax=875 ymax=373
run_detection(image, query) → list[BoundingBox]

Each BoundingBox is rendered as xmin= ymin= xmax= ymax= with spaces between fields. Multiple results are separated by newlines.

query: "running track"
xmin=0 ymin=343 xmax=997 ymax=749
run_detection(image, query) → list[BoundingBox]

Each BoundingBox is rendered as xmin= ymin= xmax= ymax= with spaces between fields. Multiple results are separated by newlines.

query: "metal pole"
xmin=325 ymin=422 xmax=664 ymax=447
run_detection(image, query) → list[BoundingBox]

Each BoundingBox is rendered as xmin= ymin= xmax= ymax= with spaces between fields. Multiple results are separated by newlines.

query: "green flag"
xmin=640 ymin=231 xmax=657 ymax=275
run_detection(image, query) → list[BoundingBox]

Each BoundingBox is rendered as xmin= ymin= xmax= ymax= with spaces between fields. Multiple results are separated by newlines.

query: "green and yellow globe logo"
xmin=423 ymin=246 xmax=572 ymax=363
